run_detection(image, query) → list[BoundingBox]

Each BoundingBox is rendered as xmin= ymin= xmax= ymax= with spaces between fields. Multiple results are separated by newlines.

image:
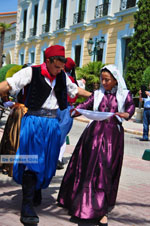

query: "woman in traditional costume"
xmin=57 ymin=64 xmax=135 ymax=226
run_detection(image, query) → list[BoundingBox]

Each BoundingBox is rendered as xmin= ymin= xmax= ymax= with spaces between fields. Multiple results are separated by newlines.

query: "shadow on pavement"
xmin=109 ymin=212 xmax=150 ymax=225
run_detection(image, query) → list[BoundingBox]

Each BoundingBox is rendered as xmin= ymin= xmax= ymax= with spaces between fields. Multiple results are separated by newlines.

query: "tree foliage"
xmin=125 ymin=0 xmax=150 ymax=95
xmin=74 ymin=61 xmax=105 ymax=105
xmin=0 ymin=64 xmax=16 ymax=82
xmin=142 ymin=66 xmax=150 ymax=88
xmin=0 ymin=23 xmax=11 ymax=67
xmin=76 ymin=61 xmax=105 ymax=92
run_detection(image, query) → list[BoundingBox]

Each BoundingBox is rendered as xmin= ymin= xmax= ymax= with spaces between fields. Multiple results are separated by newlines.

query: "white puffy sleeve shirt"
xmin=6 ymin=67 xmax=78 ymax=110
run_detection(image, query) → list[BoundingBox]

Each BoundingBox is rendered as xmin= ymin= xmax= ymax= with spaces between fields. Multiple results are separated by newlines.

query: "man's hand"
xmin=77 ymin=87 xmax=91 ymax=98
xmin=0 ymin=81 xmax=11 ymax=95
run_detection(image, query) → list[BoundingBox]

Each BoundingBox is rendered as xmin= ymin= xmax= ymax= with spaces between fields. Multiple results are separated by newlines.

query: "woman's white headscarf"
xmin=93 ymin=64 xmax=129 ymax=113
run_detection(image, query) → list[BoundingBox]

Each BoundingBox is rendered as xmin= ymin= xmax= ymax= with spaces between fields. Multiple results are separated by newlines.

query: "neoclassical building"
xmin=3 ymin=0 xmax=138 ymax=75
xmin=0 ymin=11 xmax=17 ymax=65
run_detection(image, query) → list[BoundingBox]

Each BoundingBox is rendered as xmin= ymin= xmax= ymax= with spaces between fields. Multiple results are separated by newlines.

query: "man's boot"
xmin=33 ymin=189 xmax=42 ymax=206
xmin=20 ymin=170 xmax=39 ymax=225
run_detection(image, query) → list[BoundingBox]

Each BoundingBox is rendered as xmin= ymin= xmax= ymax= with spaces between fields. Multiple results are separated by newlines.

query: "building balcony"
xmin=56 ymin=18 xmax=66 ymax=30
xmin=95 ymin=3 xmax=109 ymax=18
xmin=30 ymin=27 xmax=36 ymax=37
xmin=120 ymin=0 xmax=137 ymax=11
xmin=73 ymin=11 xmax=85 ymax=24
xmin=42 ymin=23 xmax=50 ymax=33
xmin=20 ymin=31 xmax=26 ymax=39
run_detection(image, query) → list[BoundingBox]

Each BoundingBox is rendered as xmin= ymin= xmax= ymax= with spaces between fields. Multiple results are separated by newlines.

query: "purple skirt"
xmin=57 ymin=117 xmax=124 ymax=219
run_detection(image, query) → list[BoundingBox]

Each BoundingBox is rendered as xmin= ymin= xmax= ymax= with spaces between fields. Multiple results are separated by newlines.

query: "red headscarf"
xmin=65 ymin=57 xmax=76 ymax=71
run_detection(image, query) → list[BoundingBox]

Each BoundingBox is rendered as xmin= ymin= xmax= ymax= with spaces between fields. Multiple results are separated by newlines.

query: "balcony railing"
xmin=56 ymin=18 xmax=65 ymax=30
xmin=4 ymin=37 xmax=10 ymax=43
xmin=30 ymin=27 xmax=36 ymax=37
xmin=11 ymin=34 xmax=16 ymax=41
xmin=4 ymin=34 xmax=16 ymax=43
xmin=20 ymin=31 xmax=26 ymax=39
xmin=120 ymin=0 xmax=137 ymax=11
xmin=73 ymin=11 xmax=85 ymax=24
xmin=42 ymin=23 xmax=50 ymax=33
xmin=95 ymin=3 xmax=109 ymax=19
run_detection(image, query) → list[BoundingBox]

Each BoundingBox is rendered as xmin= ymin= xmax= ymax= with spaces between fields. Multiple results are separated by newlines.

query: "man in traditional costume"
xmin=0 ymin=45 xmax=91 ymax=225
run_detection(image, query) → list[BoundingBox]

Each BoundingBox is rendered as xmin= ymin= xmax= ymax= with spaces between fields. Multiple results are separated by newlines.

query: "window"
xmin=46 ymin=0 xmax=51 ymax=31
xmin=34 ymin=4 xmax=38 ymax=35
xmin=31 ymin=52 xmax=35 ymax=64
xmin=75 ymin=45 xmax=81 ymax=67
xmin=23 ymin=9 xmax=27 ymax=38
xmin=42 ymin=0 xmax=52 ymax=33
xmin=57 ymin=0 xmax=67 ymax=29
xmin=126 ymin=0 xmax=136 ymax=8
xmin=120 ymin=0 xmax=136 ymax=10
xmin=78 ymin=0 xmax=85 ymax=22
xmin=20 ymin=54 xmax=24 ymax=65
xmin=103 ymin=0 xmax=109 ymax=16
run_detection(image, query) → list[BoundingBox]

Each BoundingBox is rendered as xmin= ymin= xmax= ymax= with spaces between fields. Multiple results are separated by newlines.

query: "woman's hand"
xmin=115 ymin=112 xmax=129 ymax=119
xmin=70 ymin=108 xmax=80 ymax=117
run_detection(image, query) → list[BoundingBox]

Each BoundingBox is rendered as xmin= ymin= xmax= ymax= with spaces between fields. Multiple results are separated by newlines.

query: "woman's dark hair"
xmin=101 ymin=68 xmax=117 ymax=81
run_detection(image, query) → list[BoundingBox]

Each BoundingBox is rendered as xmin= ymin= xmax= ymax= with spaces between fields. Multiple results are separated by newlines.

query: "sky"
xmin=0 ymin=0 xmax=18 ymax=13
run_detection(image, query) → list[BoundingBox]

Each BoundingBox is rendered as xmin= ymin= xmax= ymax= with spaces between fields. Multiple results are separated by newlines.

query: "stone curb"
xmin=124 ymin=128 xmax=142 ymax=136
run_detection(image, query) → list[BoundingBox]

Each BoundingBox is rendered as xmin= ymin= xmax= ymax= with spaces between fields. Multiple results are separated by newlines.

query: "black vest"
xmin=25 ymin=66 xmax=67 ymax=110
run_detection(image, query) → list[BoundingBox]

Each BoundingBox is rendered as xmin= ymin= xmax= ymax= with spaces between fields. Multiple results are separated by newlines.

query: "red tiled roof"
xmin=0 ymin=11 xmax=17 ymax=16
xmin=10 ymin=21 xmax=16 ymax=25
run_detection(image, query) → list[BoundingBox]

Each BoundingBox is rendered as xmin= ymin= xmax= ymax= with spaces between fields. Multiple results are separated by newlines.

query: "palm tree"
xmin=0 ymin=23 xmax=11 ymax=67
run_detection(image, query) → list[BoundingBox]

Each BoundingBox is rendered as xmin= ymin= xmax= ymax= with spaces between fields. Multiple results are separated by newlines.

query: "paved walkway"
xmin=0 ymin=116 xmax=150 ymax=226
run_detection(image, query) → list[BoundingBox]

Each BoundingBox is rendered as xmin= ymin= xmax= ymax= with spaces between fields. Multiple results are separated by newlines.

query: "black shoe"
xmin=57 ymin=160 xmax=64 ymax=170
xmin=98 ymin=223 xmax=108 ymax=226
xmin=2 ymin=169 xmax=8 ymax=175
xmin=61 ymin=158 xmax=65 ymax=165
xmin=140 ymin=138 xmax=149 ymax=141
xmin=33 ymin=189 xmax=42 ymax=206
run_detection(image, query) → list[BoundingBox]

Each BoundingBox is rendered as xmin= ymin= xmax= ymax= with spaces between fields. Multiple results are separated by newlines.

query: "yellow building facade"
xmin=4 ymin=0 xmax=138 ymax=75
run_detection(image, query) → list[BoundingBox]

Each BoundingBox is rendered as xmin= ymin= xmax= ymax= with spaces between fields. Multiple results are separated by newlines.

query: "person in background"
xmin=57 ymin=57 xmax=90 ymax=170
xmin=139 ymin=87 xmax=150 ymax=141
xmin=0 ymin=45 xmax=91 ymax=225
xmin=0 ymin=102 xmax=27 ymax=176
xmin=0 ymin=92 xmax=15 ymax=175
xmin=57 ymin=64 xmax=135 ymax=226
xmin=0 ymin=64 xmax=31 ymax=177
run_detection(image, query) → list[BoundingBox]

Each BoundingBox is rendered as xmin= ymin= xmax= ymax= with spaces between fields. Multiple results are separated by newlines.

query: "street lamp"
xmin=87 ymin=37 xmax=105 ymax=61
